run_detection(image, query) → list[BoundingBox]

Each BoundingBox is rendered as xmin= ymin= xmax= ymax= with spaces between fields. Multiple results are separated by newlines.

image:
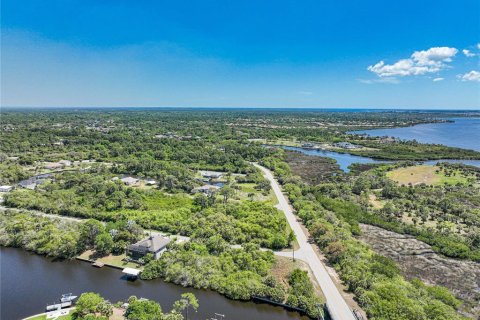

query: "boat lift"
xmin=46 ymin=293 xmax=77 ymax=311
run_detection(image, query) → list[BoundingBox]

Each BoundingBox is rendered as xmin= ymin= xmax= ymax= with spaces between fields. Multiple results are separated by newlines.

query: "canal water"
xmin=280 ymin=146 xmax=480 ymax=172
xmin=0 ymin=247 xmax=307 ymax=320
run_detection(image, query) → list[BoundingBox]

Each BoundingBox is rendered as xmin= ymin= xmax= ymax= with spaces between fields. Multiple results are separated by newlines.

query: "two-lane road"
xmin=254 ymin=163 xmax=356 ymax=320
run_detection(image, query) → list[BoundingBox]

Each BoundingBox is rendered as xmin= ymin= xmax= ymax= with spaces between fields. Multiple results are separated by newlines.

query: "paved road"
xmin=254 ymin=163 xmax=356 ymax=320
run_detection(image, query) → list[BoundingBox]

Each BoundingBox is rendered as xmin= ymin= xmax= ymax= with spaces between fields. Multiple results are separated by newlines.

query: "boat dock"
xmin=45 ymin=293 xmax=77 ymax=311
xmin=46 ymin=301 xmax=72 ymax=311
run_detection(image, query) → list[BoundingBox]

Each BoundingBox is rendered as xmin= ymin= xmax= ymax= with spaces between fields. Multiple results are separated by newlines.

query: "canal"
xmin=0 ymin=247 xmax=308 ymax=320
xmin=279 ymin=146 xmax=480 ymax=172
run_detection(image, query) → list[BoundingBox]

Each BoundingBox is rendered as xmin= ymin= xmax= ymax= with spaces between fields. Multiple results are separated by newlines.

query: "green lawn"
xmin=387 ymin=165 xmax=474 ymax=186
xmin=78 ymin=250 xmax=141 ymax=269
xmin=237 ymin=182 xmax=278 ymax=204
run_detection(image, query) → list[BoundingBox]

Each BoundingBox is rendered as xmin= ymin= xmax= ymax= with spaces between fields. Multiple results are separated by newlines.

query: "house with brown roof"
xmin=126 ymin=235 xmax=171 ymax=260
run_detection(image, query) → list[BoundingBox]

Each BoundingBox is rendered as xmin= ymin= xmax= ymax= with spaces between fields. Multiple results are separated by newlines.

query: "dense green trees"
xmin=0 ymin=210 xmax=84 ymax=258
xmin=94 ymin=232 xmax=114 ymax=255
xmin=125 ymin=298 xmax=163 ymax=320
xmin=73 ymin=292 xmax=196 ymax=320
xmin=0 ymin=161 xmax=29 ymax=184
xmin=2 ymin=109 xmax=477 ymax=319
xmin=267 ymin=155 xmax=466 ymax=320
xmin=75 ymin=292 xmax=112 ymax=319
xmin=5 ymin=171 xmax=290 ymax=249
xmin=140 ymin=240 xmax=323 ymax=318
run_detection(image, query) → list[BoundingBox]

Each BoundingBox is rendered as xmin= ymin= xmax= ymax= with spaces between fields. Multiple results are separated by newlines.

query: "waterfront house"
xmin=127 ymin=235 xmax=171 ymax=260
xmin=301 ymin=142 xmax=315 ymax=148
xmin=333 ymin=142 xmax=360 ymax=149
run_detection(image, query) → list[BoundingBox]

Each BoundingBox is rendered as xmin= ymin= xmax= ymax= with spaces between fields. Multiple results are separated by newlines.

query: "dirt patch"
xmin=368 ymin=193 xmax=384 ymax=209
xmin=284 ymin=150 xmax=342 ymax=185
xmin=358 ymin=223 xmax=480 ymax=318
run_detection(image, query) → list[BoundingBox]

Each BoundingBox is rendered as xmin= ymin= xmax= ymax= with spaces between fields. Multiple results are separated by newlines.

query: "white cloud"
xmin=477 ymin=43 xmax=480 ymax=50
xmin=433 ymin=77 xmax=444 ymax=82
xmin=411 ymin=47 xmax=457 ymax=66
xmin=459 ymin=70 xmax=480 ymax=82
xmin=368 ymin=59 xmax=430 ymax=77
xmin=463 ymin=49 xmax=475 ymax=57
xmin=358 ymin=77 xmax=399 ymax=84
xmin=368 ymin=46 xmax=457 ymax=78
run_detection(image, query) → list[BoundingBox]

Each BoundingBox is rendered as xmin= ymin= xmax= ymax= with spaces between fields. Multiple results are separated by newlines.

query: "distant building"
xmin=127 ymin=235 xmax=171 ymax=260
xmin=18 ymin=173 xmax=52 ymax=190
xmin=199 ymin=171 xmax=223 ymax=179
xmin=192 ymin=184 xmax=220 ymax=194
xmin=18 ymin=180 xmax=37 ymax=190
xmin=121 ymin=176 xmax=139 ymax=186
xmin=145 ymin=179 xmax=156 ymax=186
xmin=379 ymin=136 xmax=397 ymax=144
xmin=59 ymin=160 xmax=72 ymax=166
xmin=301 ymin=143 xmax=315 ymax=148
xmin=333 ymin=142 xmax=360 ymax=149
xmin=44 ymin=162 xmax=64 ymax=170
xmin=247 ymin=138 xmax=267 ymax=143
xmin=0 ymin=185 xmax=13 ymax=192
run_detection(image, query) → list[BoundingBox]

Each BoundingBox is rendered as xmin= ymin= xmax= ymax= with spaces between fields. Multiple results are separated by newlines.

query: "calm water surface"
xmin=280 ymin=146 xmax=388 ymax=172
xmin=0 ymin=247 xmax=307 ymax=320
xmin=351 ymin=118 xmax=480 ymax=152
xmin=281 ymin=146 xmax=480 ymax=172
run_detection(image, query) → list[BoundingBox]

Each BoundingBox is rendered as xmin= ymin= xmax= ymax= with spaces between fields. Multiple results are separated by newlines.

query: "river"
xmin=279 ymin=146 xmax=480 ymax=172
xmin=351 ymin=117 xmax=480 ymax=152
xmin=0 ymin=247 xmax=307 ymax=320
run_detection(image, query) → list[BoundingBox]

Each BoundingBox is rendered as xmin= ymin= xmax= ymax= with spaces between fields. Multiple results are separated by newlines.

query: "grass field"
xmin=387 ymin=165 xmax=472 ymax=186
xmin=78 ymin=250 xmax=141 ymax=269
xmin=237 ymin=182 xmax=278 ymax=205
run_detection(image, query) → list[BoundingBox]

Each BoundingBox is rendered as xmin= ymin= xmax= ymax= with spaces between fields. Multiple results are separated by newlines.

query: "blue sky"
xmin=1 ymin=0 xmax=479 ymax=109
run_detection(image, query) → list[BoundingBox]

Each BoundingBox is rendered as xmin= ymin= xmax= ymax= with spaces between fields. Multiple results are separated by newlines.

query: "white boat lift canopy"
xmin=122 ymin=267 xmax=141 ymax=276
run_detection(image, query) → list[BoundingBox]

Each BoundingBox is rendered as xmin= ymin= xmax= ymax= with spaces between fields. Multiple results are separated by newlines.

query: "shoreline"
xmin=73 ymin=255 xmax=316 ymax=319
xmin=22 ymin=307 xmax=74 ymax=320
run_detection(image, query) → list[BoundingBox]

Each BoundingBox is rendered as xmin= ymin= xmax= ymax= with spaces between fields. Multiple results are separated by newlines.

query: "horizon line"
xmin=2 ymin=106 xmax=480 ymax=111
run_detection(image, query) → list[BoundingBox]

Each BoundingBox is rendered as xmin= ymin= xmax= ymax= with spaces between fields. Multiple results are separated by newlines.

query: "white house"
xmin=199 ymin=171 xmax=223 ymax=179
xmin=0 ymin=185 xmax=13 ymax=192
xmin=121 ymin=176 xmax=139 ymax=186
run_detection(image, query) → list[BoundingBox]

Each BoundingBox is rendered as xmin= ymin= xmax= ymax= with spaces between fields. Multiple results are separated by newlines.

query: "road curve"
xmin=254 ymin=163 xmax=356 ymax=320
